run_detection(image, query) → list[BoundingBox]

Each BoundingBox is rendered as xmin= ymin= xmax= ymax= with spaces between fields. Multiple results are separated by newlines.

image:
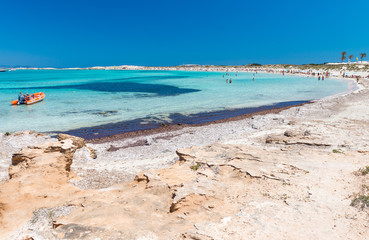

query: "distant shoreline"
xmin=7 ymin=63 xmax=369 ymax=80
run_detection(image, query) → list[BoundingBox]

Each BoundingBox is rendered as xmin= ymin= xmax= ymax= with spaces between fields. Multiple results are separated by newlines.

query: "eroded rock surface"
xmin=0 ymin=131 xmax=54 ymax=182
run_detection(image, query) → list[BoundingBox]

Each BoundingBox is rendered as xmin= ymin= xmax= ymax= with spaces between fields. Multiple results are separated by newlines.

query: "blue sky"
xmin=0 ymin=0 xmax=368 ymax=67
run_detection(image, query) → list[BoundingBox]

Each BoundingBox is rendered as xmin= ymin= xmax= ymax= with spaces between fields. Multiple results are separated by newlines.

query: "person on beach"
xmin=318 ymin=76 xmax=320 ymax=80
xmin=322 ymin=76 xmax=324 ymax=80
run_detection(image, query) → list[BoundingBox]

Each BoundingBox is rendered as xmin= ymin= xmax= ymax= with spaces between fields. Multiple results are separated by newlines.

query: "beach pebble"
xmin=145 ymin=137 xmax=157 ymax=145
xmin=284 ymin=130 xmax=296 ymax=137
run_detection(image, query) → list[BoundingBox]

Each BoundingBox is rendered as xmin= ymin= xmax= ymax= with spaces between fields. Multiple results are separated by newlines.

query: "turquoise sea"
xmin=0 ymin=70 xmax=349 ymax=136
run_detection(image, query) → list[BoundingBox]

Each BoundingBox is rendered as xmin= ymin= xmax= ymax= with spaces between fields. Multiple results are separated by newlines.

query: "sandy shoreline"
xmin=1 ymin=66 xmax=369 ymax=239
xmin=61 ymin=100 xmax=310 ymax=142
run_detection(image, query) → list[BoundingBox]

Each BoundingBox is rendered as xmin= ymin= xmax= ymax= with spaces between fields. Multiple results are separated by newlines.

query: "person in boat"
xmin=18 ymin=92 xmax=25 ymax=104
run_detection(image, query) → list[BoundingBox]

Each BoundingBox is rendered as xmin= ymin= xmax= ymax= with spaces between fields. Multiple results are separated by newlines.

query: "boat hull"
xmin=11 ymin=92 xmax=45 ymax=105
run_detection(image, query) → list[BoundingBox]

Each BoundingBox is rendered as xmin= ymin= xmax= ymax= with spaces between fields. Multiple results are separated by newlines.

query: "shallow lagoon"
xmin=0 ymin=70 xmax=349 ymax=133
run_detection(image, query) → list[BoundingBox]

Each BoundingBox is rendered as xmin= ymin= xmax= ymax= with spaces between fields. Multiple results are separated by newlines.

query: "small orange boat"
xmin=11 ymin=92 xmax=45 ymax=105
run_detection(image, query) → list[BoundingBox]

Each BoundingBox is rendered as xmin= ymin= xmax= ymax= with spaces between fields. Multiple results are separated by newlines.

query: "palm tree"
xmin=348 ymin=55 xmax=354 ymax=63
xmin=340 ymin=51 xmax=347 ymax=63
xmin=360 ymin=53 xmax=367 ymax=63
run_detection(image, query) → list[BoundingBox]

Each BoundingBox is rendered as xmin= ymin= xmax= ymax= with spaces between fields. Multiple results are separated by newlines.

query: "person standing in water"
xmin=226 ymin=79 xmax=228 ymax=83
xmin=229 ymin=78 xmax=232 ymax=84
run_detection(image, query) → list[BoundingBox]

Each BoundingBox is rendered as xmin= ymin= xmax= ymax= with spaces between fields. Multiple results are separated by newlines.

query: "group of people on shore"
xmin=219 ymin=67 xmax=367 ymax=84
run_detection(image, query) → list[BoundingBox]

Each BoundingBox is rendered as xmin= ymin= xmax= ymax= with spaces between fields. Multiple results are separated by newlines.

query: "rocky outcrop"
xmin=2 ymin=124 xmax=369 ymax=240
xmin=57 ymin=133 xmax=86 ymax=149
xmin=0 ymin=131 xmax=54 ymax=183
xmin=0 ymin=134 xmax=86 ymax=238
xmin=3 ymin=133 xmax=307 ymax=239
xmin=265 ymin=129 xmax=332 ymax=147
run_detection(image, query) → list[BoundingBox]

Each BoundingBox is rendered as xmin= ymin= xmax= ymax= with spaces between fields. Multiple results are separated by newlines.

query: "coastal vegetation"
xmin=340 ymin=51 xmax=347 ymax=63
xmin=348 ymin=55 xmax=354 ymax=63
xmin=190 ymin=163 xmax=201 ymax=171
xmin=172 ymin=63 xmax=369 ymax=72
xmin=246 ymin=63 xmax=262 ymax=67
xmin=357 ymin=166 xmax=369 ymax=176
xmin=332 ymin=149 xmax=343 ymax=154
xmin=360 ymin=53 xmax=367 ymax=62
xmin=338 ymin=51 xmax=367 ymax=64
xmin=260 ymin=63 xmax=369 ymax=72
xmin=351 ymin=195 xmax=369 ymax=209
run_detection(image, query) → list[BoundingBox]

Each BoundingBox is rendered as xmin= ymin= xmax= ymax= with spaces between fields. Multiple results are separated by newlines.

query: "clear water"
xmin=0 ymin=70 xmax=349 ymax=133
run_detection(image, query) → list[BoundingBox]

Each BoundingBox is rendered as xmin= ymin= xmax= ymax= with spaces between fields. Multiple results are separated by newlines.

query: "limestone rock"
xmin=284 ymin=130 xmax=296 ymax=137
xmin=87 ymin=147 xmax=97 ymax=159
xmin=57 ymin=133 xmax=86 ymax=149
